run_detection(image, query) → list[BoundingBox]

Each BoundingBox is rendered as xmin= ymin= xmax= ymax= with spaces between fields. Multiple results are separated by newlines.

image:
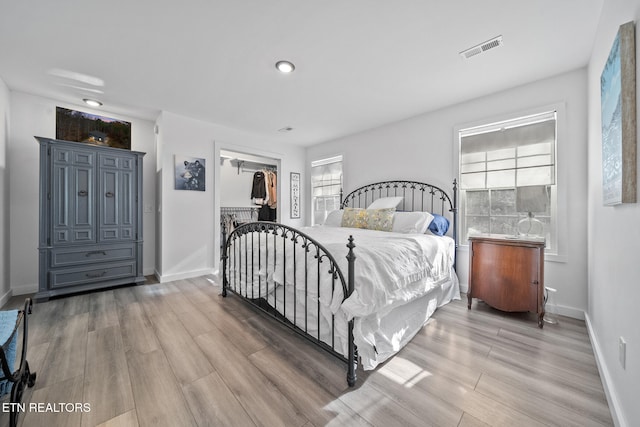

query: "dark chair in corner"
xmin=0 ymin=298 xmax=36 ymax=427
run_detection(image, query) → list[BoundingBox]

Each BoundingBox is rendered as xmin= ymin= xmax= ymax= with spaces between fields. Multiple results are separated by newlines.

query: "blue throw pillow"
xmin=428 ymin=214 xmax=450 ymax=236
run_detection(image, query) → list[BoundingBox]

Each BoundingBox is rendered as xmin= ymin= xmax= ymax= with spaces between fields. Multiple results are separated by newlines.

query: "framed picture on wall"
xmin=175 ymin=155 xmax=206 ymax=191
xmin=600 ymin=21 xmax=637 ymax=205
xmin=56 ymin=106 xmax=132 ymax=150
xmin=290 ymin=172 xmax=300 ymax=218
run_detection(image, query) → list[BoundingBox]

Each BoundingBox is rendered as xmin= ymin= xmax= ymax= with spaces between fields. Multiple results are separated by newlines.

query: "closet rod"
xmin=231 ymin=158 xmax=276 ymax=175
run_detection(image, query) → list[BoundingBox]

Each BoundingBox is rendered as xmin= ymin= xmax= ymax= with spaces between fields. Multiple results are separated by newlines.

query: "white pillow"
xmin=392 ymin=211 xmax=434 ymax=234
xmin=323 ymin=209 xmax=344 ymax=227
xmin=367 ymin=196 xmax=404 ymax=210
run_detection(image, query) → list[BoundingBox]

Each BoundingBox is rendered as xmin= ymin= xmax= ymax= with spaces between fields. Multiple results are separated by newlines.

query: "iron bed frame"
xmin=221 ymin=179 xmax=457 ymax=386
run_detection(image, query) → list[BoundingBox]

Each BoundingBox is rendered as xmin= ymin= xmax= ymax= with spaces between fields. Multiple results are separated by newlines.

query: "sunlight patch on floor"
xmin=378 ymin=356 xmax=432 ymax=388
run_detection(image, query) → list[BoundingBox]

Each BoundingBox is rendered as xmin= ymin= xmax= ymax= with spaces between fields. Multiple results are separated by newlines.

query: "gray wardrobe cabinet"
xmin=36 ymin=136 xmax=145 ymax=301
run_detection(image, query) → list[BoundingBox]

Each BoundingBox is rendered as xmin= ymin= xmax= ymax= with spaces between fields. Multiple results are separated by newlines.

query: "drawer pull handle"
xmin=86 ymin=251 xmax=107 ymax=257
xmin=78 ymin=190 xmax=88 ymax=197
xmin=105 ymin=191 xmax=115 ymax=198
xmin=86 ymin=271 xmax=107 ymax=278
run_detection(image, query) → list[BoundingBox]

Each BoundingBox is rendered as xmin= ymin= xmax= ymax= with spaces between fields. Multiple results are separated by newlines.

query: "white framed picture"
xmin=175 ymin=155 xmax=206 ymax=191
xmin=290 ymin=172 xmax=300 ymax=218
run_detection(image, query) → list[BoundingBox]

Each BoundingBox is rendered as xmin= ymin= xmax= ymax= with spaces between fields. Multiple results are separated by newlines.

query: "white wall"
xmin=8 ymin=91 xmax=157 ymax=294
xmin=586 ymin=2 xmax=640 ymax=425
xmin=0 ymin=77 xmax=10 ymax=305
xmin=307 ymin=68 xmax=589 ymax=319
xmin=155 ymin=111 xmax=305 ymax=282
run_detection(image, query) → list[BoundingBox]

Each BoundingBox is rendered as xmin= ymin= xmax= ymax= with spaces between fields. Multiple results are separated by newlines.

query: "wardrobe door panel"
xmin=52 ymin=163 xmax=71 ymax=244
xmin=119 ymin=169 xmax=135 ymax=239
xmin=52 ymin=147 xmax=95 ymax=244
xmin=98 ymin=153 xmax=136 ymax=242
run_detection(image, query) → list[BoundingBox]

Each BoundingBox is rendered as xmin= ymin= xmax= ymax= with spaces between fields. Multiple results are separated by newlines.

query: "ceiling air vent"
xmin=460 ymin=35 xmax=503 ymax=60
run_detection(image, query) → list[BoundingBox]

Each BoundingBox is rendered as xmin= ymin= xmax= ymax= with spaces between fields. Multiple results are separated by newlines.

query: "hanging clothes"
xmin=266 ymin=170 xmax=277 ymax=209
xmin=253 ymin=169 xmax=277 ymax=221
xmin=251 ymin=171 xmax=266 ymax=199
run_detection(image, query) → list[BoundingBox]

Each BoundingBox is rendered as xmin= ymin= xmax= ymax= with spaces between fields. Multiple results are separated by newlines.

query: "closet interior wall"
xmin=219 ymin=149 xmax=278 ymax=247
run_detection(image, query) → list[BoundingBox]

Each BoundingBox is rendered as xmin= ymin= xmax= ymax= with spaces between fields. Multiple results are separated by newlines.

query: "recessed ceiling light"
xmin=83 ymin=98 xmax=103 ymax=107
xmin=275 ymin=61 xmax=295 ymax=73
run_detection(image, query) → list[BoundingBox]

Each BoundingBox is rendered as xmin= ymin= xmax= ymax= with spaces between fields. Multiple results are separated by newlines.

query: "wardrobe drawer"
xmin=49 ymin=261 xmax=136 ymax=289
xmin=50 ymin=244 xmax=135 ymax=267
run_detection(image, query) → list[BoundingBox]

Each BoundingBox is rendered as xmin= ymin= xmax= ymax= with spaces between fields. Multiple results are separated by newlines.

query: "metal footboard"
xmin=222 ymin=222 xmax=357 ymax=387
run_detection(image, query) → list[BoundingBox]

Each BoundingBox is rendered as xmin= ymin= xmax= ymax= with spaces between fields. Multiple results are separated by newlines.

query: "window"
xmin=311 ymin=155 xmax=343 ymax=225
xmin=459 ymin=111 xmax=557 ymax=251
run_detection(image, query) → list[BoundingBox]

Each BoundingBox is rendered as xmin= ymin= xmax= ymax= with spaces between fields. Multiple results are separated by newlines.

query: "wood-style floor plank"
xmin=249 ymin=346 xmax=371 ymax=426
xmin=35 ymin=312 xmax=88 ymax=388
xmin=87 ymin=290 xmax=119 ymax=332
xmin=195 ymin=328 xmax=309 ymax=427
xmin=20 ymin=375 xmax=85 ymax=427
xmin=3 ymin=278 xmax=613 ymax=427
xmin=115 ymin=301 xmax=160 ymax=355
xmin=126 ymin=349 xmax=196 ymax=427
xmin=81 ymin=325 xmax=135 ymax=427
xmin=181 ymin=371 xmax=256 ymax=427
xmin=95 ymin=410 xmax=139 ymax=427
xmin=150 ymin=311 xmax=214 ymax=386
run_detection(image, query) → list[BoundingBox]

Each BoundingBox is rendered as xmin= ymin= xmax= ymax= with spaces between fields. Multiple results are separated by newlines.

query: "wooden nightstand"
xmin=467 ymin=234 xmax=546 ymax=328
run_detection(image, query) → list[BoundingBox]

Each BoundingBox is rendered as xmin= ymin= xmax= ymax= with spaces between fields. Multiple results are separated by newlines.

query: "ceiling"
xmin=0 ymin=0 xmax=604 ymax=146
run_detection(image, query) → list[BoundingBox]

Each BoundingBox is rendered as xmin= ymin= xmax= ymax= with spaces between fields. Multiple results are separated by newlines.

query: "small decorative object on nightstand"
xmin=516 ymin=185 xmax=548 ymax=237
xmin=468 ymin=234 xmax=546 ymax=328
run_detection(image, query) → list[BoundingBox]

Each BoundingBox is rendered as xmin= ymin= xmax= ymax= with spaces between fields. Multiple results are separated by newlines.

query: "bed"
xmin=221 ymin=180 xmax=459 ymax=386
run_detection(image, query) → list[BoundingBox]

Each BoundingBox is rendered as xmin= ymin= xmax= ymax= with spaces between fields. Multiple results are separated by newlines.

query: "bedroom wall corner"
xmin=0 ymin=76 xmax=11 ymax=306
xmin=586 ymin=1 xmax=640 ymax=425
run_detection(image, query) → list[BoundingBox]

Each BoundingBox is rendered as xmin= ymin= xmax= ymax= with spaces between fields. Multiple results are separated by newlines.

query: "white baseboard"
xmin=11 ymin=283 xmax=38 ymax=296
xmin=553 ymin=303 xmax=584 ymax=320
xmin=585 ymin=313 xmax=626 ymax=427
xmin=156 ymin=268 xmax=214 ymax=283
xmin=0 ymin=288 xmax=12 ymax=308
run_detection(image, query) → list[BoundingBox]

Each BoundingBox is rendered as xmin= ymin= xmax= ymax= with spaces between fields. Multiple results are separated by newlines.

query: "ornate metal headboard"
xmin=340 ymin=179 xmax=458 ymax=268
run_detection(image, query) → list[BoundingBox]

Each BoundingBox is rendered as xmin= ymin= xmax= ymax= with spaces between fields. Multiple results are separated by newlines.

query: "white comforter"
xmin=226 ymin=225 xmax=460 ymax=369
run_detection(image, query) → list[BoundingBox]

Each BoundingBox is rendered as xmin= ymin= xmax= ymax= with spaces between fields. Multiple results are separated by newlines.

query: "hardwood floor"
xmin=0 ymin=276 xmax=613 ymax=426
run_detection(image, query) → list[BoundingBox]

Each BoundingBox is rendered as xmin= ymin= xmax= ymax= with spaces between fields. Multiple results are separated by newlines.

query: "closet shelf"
xmin=229 ymin=158 xmax=276 ymax=174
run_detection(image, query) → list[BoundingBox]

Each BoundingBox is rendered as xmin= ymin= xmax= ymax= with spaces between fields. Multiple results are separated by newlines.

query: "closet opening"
xmin=219 ymin=149 xmax=279 ymax=251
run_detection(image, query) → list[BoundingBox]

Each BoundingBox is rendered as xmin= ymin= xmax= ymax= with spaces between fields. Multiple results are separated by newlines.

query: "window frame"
xmin=310 ymin=155 xmax=343 ymax=226
xmin=454 ymin=103 xmax=567 ymax=261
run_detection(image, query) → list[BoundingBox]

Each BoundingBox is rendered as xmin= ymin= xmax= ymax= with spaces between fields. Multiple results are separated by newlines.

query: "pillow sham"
xmin=341 ymin=207 xmax=395 ymax=231
xmin=366 ymin=196 xmax=404 ymax=210
xmin=391 ymin=211 xmax=434 ymax=234
xmin=428 ymin=213 xmax=450 ymax=236
xmin=366 ymin=208 xmax=396 ymax=231
xmin=341 ymin=207 xmax=368 ymax=229
xmin=323 ymin=209 xmax=344 ymax=227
